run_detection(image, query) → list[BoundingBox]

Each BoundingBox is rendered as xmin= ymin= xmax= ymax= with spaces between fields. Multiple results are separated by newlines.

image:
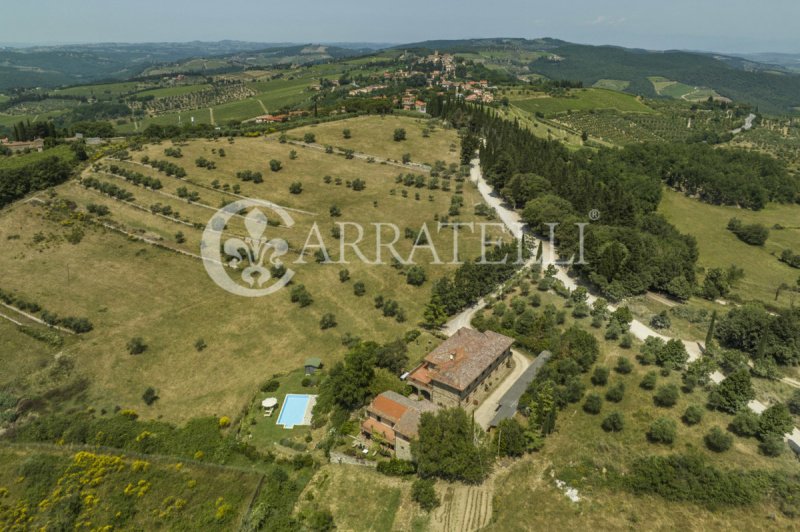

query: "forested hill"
xmin=405 ymin=38 xmax=800 ymax=115
xmin=532 ymin=43 xmax=800 ymax=115
xmin=0 ymin=42 xmax=370 ymax=90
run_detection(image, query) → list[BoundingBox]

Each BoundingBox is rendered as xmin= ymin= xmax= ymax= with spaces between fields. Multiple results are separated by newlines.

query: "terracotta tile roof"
xmin=362 ymin=417 xmax=395 ymax=444
xmin=369 ymin=392 xmax=409 ymax=424
xmin=409 ymin=365 xmax=432 ymax=384
xmin=421 ymin=328 xmax=514 ymax=391
xmin=366 ymin=391 xmax=439 ymax=440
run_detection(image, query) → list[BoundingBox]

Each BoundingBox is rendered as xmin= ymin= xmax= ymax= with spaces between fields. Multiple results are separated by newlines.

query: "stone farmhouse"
xmin=361 ymin=328 xmax=515 ymax=458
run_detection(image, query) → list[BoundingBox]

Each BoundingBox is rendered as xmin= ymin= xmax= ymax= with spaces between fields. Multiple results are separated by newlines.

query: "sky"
xmin=1 ymin=0 xmax=798 ymax=53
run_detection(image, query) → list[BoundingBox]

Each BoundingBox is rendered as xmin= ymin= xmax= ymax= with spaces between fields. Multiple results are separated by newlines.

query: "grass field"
xmin=135 ymin=84 xmax=212 ymax=99
xmin=659 ymin=188 xmax=800 ymax=306
xmin=52 ymin=81 xmax=146 ymax=99
xmin=0 ymin=318 xmax=65 ymax=389
xmin=0 ymin=116 xmax=500 ymax=425
xmin=509 ymin=88 xmax=654 ymax=117
xmin=298 ymin=464 xmax=426 ymax=531
xmin=289 ymin=115 xmax=461 ymax=166
xmin=649 ymin=76 xmax=721 ymax=101
xmin=0 ymin=445 xmax=259 ymax=530
xmin=0 ymin=144 xmax=75 ymax=170
xmin=592 ymin=79 xmax=630 ymax=91
xmin=116 ymin=75 xmax=317 ymax=133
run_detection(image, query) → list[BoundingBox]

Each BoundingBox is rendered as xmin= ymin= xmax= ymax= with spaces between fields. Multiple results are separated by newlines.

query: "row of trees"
xmin=0 ymin=156 xmax=74 ymax=208
xmin=428 ymin=98 xmax=699 ymax=301
xmin=423 ymin=241 xmax=522 ymax=327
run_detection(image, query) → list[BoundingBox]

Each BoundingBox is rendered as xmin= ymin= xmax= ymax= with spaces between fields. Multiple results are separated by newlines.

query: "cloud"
xmin=587 ymin=15 xmax=627 ymax=26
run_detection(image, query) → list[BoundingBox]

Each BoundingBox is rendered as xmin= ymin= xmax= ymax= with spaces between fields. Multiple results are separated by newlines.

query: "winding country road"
xmin=731 ymin=113 xmax=757 ymax=134
xmin=453 ymin=156 xmax=799 ymax=449
xmin=465 ymin=157 xmax=702 ymax=357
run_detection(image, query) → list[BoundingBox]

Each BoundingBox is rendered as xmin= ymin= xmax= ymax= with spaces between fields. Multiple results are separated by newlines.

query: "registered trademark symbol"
xmin=589 ymin=209 xmax=601 ymax=221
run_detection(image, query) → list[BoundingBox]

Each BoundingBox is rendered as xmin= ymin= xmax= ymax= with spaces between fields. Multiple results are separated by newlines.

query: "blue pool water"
xmin=276 ymin=394 xmax=312 ymax=428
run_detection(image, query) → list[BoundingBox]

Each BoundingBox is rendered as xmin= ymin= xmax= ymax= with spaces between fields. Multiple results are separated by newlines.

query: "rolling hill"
xmin=403 ymin=38 xmax=800 ymax=115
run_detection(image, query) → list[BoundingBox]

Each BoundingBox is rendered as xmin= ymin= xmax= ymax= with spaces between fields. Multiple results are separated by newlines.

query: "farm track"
xmin=0 ymin=311 xmax=24 ymax=326
xmin=0 ymin=302 xmax=75 ymax=334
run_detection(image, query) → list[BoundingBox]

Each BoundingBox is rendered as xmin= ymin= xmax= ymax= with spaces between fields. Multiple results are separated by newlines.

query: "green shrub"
xmin=648 ymin=417 xmax=676 ymax=444
xmin=377 ymin=458 xmax=417 ymax=476
xmin=126 ymin=337 xmax=147 ymax=355
xmin=142 ymin=387 xmax=159 ymax=406
xmin=583 ymin=393 xmax=602 ymax=414
xmin=654 ymin=384 xmax=679 ymax=408
xmin=729 ymin=410 xmax=760 ymax=437
xmin=682 ymin=405 xmax=703 ymax=425
xmin=705 ymin=426 xmax=733 ymax=452
xmin=411 ymin=478 xmax=439 ymax=511
xmin=626 ymin=454 xmax=760 ymax=507
xmin=650 ymin=310 xmax=671 ymax=330
xmin=759 ymin=433 xmax=784 ymax=457
xmin=640 ymin=371 xmax=658 ymax=390
xmin=260 ymin=380 xmax=280 ymax=393
xmin=591 ymin=366 xmax=609 ymax=386
xmin=758 ymin=404 xmax=793 ymax=439
xmin=320 ymin=313 xmax=337 ymax=330
xmin=353 ymin=281 xmax=366 ymax=296
xmin=605 ymin=382 xmax=625 ymax=403
xmin=601 ymin=412 xmax=624 ymax=432
xmin=615 ymin=357 xmax=633 ymax=374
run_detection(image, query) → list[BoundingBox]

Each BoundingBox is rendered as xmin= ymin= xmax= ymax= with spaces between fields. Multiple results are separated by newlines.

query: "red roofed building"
xmin=361 ymin=390 xmax=438 ymax=460
xmin=407 ymin=327 xmax=514 ymax=411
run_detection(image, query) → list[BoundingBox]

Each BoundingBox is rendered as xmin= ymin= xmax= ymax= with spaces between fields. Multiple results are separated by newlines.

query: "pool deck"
xmin=276 ymin=393 xmax=317 ymax=429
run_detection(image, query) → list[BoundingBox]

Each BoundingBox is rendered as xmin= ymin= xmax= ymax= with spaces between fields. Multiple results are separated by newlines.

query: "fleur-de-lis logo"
xmin=201 ymin=199 xmax=294 ymax=297
xmin=224 ymin=209 xmax=289 ymax=287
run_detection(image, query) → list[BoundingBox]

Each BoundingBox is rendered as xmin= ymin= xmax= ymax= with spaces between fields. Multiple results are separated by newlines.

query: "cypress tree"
xmin=705 ymin=310 xmax=717 ymax=348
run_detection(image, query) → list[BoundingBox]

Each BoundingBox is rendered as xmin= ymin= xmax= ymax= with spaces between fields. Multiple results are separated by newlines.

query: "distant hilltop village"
xmin=347 ymin=51 xmax=495 ymax=106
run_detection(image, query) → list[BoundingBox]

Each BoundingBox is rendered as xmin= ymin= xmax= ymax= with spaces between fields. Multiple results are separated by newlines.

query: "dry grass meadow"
xmin=0 ymin=116 xmax=503 ymax=424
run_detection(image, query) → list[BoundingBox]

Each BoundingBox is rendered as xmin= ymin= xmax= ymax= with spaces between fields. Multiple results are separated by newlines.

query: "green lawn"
xmin=510 ymin=88 xmax=655 ymax=117
xmin=0 ymin=144 xmax=74 ymax=170
xmin=659 ymin=188 xmax=800 ymax=307
xmin=239 ymin=369 xmax=315 ymax=451
xmin=592 ymin=79 xmax=630 ymax=91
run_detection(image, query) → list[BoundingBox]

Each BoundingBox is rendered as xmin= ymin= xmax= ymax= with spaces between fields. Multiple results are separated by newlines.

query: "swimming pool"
xmin=276 ymin=394 xmax=316 ymax=429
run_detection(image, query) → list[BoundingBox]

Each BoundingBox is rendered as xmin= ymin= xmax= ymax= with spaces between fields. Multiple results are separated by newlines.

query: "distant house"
xmin=254 ymin=114 xmax=289 ymax=124
xmin=0 ymin=138 xmax=44 ymax=152
xmin=304 ymin=357 xmax=323 ymax=375
xmin=361 ymin=390 xmax=439 ymax=460
xmin=414 ymin=100 xmax=427 ymax=113
xmin=407 ymin=327 xmax=514 ymax=411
